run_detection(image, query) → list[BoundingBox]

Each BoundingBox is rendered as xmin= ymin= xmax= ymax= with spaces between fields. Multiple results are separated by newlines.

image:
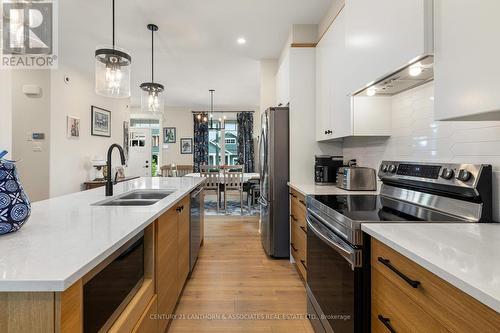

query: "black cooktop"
xmin=311 ymin=194 xmax=465 ymax=222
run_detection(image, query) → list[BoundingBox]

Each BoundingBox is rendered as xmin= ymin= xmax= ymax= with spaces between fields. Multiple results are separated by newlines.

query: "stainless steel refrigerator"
xmin=259 ymin=107 xmax=290 ymax=258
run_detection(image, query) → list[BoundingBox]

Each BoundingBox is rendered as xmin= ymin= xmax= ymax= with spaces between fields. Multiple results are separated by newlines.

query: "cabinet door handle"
xmin=290 ymin=243 xmax=298 ymax=252
xmin=176 ymin=206 xmax=182 ymax=213
xmin=290 ymin=214 xmax=298 ymax=222
xmin=299 ymin=225 xmax=307 ymax=234
xmin=299 ymin=199 xmax=306 ymax=207
xmin=300 ymin=259 xmax=307 ymax=271
xmin=290 ymin=193 xmax=297 ymax=198
xmin=377 ymin=257 xmax=421 ymax=288
xmin=378 ymin=315 xmax=396 ymax=333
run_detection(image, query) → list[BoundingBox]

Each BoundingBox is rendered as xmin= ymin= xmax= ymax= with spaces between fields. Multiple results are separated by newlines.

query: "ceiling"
xmin=61 ymin=0 xmax=331 ymax=109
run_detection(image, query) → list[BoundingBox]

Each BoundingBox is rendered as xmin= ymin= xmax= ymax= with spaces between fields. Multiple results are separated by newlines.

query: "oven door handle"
xmin=307 ymin=214 xmax=361 ymax=269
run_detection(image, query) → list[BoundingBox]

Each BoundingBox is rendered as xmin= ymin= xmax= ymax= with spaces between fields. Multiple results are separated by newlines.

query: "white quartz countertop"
xmin=362 ymin=223 xmax=500 ymax=313
xmin=0 ymin=177 xmax=205 ymax=292
xmin=288 ymin=182 xmax=380 ymax=196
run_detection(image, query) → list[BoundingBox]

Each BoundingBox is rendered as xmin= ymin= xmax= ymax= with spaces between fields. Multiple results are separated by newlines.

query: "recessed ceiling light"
xmin=237 ymin=37 xmax=246 ymax=45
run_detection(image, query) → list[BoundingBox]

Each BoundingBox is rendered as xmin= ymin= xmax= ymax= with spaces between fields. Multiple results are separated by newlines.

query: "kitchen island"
xmin=0 ymin=177 xmax=205 ymax=333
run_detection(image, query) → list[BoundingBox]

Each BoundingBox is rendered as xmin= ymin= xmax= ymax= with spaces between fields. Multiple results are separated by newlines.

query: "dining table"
xmin=184 ymin=172 xmax=261 ymax=209
xmin=184 ymin=172 xmax=260 ymax=182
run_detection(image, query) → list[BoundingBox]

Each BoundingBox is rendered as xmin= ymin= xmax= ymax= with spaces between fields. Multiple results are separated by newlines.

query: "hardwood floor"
xmin=168 ymin=216 xmax=314 ymax=333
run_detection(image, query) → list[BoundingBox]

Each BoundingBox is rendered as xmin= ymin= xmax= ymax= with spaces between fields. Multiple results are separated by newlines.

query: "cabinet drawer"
xmin=372 ymin=268 xmax=449 ymax=333
xmin=290 ymin=189 xmax=307 ymax=208
xmin=132 ymin=294 xmax=158 ymax=333
xmin=372 ymin=239 xmax=500 ymax=333
xmin=290 ymin=203 xmax=307 ymax=231
xmin=291 ymin=220 xmax=307 ymax=280
xmin=291 ymin=220 xmax=307 ymax=258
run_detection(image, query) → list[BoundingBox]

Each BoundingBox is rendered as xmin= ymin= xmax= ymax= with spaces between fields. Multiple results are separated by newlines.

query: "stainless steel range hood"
xmin=353 ymin=55 xmax=433 ymax=97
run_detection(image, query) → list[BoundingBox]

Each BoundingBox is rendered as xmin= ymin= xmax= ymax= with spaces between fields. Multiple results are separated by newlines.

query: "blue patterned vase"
xmin=0 ymin=153 xmax=31 ymax=235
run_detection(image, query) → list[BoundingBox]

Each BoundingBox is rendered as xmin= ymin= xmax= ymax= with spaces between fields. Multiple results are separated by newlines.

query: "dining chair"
xmin=223 ymin=165 xmax=244 ymax=214
xmin=160 ymin=164 xmax=177 ymax=177
xmin=200 ymin=165 xmax=221 ymax=212
xmin=176 ymin=165 xmax=193 ymax=177
xmin=246 ymin=179 xmax=260 ymax=210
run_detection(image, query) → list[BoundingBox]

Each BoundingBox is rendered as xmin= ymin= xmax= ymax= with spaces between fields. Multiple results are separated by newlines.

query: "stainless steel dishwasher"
xmin=190 ymin=186 xmax=204 ymax=272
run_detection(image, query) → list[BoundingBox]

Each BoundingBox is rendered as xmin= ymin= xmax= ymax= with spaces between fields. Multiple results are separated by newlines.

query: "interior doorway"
xmin=129 ymin=118 xmax=161 ymax=177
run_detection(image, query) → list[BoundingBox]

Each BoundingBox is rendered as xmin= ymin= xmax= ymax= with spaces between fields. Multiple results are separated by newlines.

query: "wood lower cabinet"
xmin=132 ymin=295 xmax=158 ymax=333
xmin=371 ymin=239 xmax=500 ymax=333
xmin=0 ymin=193 xmax=196 ymax=333
xmin=289 ymin=188 xmax=307 ymax=281
xmin=156 ymin=208 xmax=179 ymax=333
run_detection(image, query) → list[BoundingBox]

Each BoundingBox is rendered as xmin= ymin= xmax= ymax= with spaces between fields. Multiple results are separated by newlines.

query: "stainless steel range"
xmin=306 ymin=161 xmax=493 ymax=333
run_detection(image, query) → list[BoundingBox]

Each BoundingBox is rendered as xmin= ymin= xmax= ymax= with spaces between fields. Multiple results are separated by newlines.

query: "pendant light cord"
xmin=112 ymin=0 xmax=115 ymax=49
xmin=211 ymin=91 xmax=214 ymax=114
xmin=151 ymin=28 xmax=154 ymax=83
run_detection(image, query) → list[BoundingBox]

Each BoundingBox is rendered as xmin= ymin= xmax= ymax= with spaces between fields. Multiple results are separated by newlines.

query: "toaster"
xmin=336 ymin=167 xmax=377 ymax=191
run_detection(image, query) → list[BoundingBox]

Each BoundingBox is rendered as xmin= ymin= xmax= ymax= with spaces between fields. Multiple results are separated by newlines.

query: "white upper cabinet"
xmin=316 ymin=9 xmax=351 ymax=141
xmin=345 ymin=0 xmax=434 ymax=93
xmin=315 ymin=8 xmax=392 ymax=141
xmin=434 ymin=0 xmax=500 ymax=120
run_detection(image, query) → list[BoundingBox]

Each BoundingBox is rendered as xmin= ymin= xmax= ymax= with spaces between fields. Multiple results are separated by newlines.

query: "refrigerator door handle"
xmin=259 ymin=126 xmax=267 ymax=198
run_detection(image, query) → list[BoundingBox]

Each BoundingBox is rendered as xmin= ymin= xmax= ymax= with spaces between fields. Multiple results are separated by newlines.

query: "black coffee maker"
xmin=315 ymin=155 xmax=344 ymax=185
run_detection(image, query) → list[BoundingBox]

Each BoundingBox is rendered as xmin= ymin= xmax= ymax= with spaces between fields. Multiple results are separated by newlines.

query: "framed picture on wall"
xmin=91 ymin=106 xmax=111 ymax=137
xmin=164 ymin=127 xmax=176 ymax=143
xmin=180 ymin=138 xmax=193 ymax=154
xmin=123 ymin=121 xmax=129 ymax=161
xmin=67 ymin=116 xmax=80 ymax=138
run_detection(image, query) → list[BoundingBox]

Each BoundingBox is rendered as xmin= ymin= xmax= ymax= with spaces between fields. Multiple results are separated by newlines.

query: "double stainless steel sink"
xmin=93 ymin=190 xmax=175 ymax=206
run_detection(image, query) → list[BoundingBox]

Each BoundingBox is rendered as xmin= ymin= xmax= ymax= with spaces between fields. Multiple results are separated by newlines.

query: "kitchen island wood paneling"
xmin=0 ymin=177 xmax=205 ymax=333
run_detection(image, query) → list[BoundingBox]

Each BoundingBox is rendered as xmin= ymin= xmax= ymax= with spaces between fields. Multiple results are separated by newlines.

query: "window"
xmin=208 ymin=119 xmax=239 ymax=166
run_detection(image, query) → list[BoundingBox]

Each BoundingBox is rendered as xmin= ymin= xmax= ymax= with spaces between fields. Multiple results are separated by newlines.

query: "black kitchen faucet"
xmin=105 ymin=144 xmax=126 ymax=196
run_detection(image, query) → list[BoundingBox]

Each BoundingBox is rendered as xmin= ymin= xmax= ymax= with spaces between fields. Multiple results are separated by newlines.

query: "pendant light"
xmin=95 ymin=0 xmax=132 ymax=98
xmin=208 ymin=89 xmax=225 ymax=130
xmin=140 ymin=24 xmax=164 ymax=113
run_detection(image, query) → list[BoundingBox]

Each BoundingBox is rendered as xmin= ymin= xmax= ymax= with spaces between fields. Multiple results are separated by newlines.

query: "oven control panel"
xmin=396 ymin=163 xmax=441 ymax=179
xmin=378 ymin=161 xmax=489 ymax=189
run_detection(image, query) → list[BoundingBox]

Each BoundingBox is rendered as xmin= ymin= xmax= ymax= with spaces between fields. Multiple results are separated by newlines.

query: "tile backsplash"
xmin=342 ymin=82 xmax=500 ymax=221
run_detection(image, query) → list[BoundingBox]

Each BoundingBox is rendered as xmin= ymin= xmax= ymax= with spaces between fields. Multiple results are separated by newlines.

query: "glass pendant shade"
xmin=140 ymin=24 xmax=165 ymax=113
xmin=140 ymin=82 xmax=164 ymax=113
xmin=95 ymin=0 xmax=132 ymax=98
xmin=95 ymin=48 xmax=131 ymax=98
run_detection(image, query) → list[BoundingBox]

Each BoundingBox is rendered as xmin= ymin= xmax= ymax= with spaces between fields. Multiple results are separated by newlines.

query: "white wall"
xmin=259 ymin=59 xmax=278 ymax=127
xmin=343 ymin=82 xmax=500 ymax=220
xmin=158 ymin=107 xmax=194 ymax=167
xmin=48 ymin=0 xmax=130 ymax=197
xmin=49 ymin=68 xmax=129 ymax=197
xmin=11 ymin=70 xmax=51 ymax=202
xmin=0 ymin=70 xmax=12 ymax=158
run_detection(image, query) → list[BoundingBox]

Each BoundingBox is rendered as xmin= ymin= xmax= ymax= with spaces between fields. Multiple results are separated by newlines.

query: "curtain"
xmin=237 ymin=112 xmax=254 ymax=172
xmin=193 ymin=113 xmax=209 ymax=172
